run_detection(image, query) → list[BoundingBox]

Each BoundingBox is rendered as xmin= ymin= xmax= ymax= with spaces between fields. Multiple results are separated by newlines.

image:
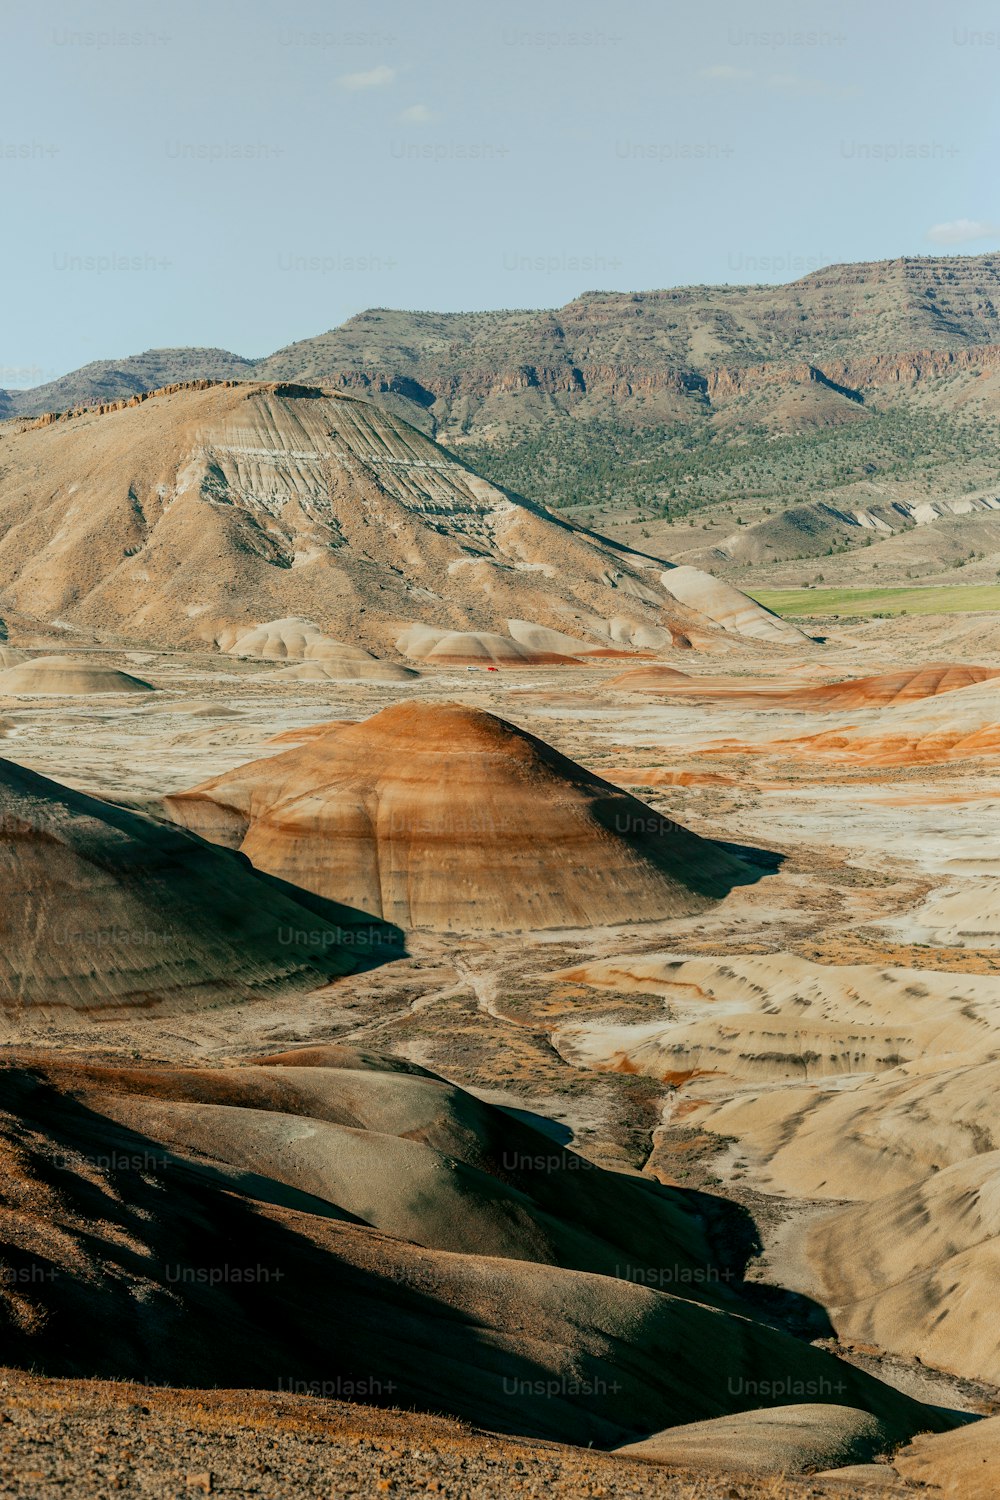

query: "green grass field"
xmin=747 ymin=585 xmax=1000 ymax=619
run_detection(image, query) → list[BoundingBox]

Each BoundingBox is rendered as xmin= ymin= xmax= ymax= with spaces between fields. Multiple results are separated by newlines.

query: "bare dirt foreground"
xmin=0 ymin=1371 xmax=910 ymax=1499
xmin=3 ymin=620 xmax=1000 ymax=1496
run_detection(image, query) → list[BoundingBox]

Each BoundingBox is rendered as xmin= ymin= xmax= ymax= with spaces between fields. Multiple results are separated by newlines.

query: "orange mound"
xmin=607 ymin=768 xmax=737 ymax=788
xmin=165 ymin=701 xmax=751 ymax=932
xmin=607 ymin=666 xmax=693 ymax=691
xmin=607 ymin=663 xmax=1000 ymax=711
xmin=776 ymin=723 xmax=1000 ymax=767
xmin=778 ymin=662 xmax=1000 ymax=710
xmin=265 ymin=719 xmax=354 ymax=745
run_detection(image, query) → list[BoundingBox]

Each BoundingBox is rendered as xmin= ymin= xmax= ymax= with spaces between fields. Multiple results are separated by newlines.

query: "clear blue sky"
xmin=3 ymin=0 xmax=999 ymax=383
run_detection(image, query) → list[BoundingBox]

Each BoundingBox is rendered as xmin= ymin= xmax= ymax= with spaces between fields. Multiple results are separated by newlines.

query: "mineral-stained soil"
xmin=1 ymin=613 xmax=999 ymax=1491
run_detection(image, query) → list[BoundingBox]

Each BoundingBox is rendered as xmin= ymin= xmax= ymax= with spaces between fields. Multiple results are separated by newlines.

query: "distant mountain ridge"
xmin=8 ymin=254 xmax=1000 ymax=425
xmin=0 ymin=348 xmax=255 ymax=421
xmin=8 ymin=254 xmax=1000 ymax=528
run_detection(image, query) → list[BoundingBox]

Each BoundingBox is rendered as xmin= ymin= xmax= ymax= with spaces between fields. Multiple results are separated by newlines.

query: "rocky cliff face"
xmin=821 ymin=344 xmax=1000 ymax=389
xmin=250 ymin=257 xmax=1000 ymax=441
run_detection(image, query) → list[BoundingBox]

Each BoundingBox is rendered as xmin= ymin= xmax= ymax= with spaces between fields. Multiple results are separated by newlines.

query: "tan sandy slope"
xmin=882 ymin=879 xmax=1000 ymax=947
xmin=551 ymin=948 xmax=1000 ymax=1391
xmin=0 ymin=1047 xmax=953 ymax=1452
xmin=686 ymin=1057 xmax=1000 ymax=1202
xmin=616 ymin=1403 xmax=907 ymax=1476
xmin=396 ymin=623 xmax=578 ymax=667
xmin=552 ymin=953 xmax=998 ymax=1086
xmin=216 ymin=616 xmax=419 ymax=681
xmin=894 ymin=1412 xmax=1000 ymax=1499
xmin=0 ymin=382 xmax=805 ymax=655
xmin=0 ymin=655 xmax=154 ymax=695
xmin=801 ymin=1153 xmax=1000 ymax=1385
xmin=0 ymin=755 xmax=375 ymax=1024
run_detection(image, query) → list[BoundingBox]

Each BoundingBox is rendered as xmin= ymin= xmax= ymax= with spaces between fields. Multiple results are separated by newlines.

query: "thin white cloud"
xmin=698 ymin=66 xmax=854 ymax=98
xmin=926 ymin=218 xmax=1000 ymax=246
xmin=766 ymin=72 xmax=857 ymax=98
xmin=698 ymin=65 xmax=752 ymax=81
xmin=338 ymin=64 xmax=396 ymax=91
xmin=398 ymin=104 xmax=435 ymax=123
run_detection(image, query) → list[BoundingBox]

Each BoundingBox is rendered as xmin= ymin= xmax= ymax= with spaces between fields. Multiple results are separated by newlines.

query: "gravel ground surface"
xmin=0 ymin=1372 xmax=910 ymax=1500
